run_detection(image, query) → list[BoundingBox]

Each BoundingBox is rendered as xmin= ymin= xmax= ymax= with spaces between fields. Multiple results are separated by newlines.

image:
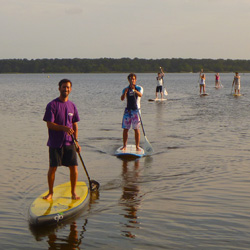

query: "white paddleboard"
xmin=115 ymin=145 xmax=145 ymax=158
xmin=215 ymin=85 xmax=223 ymax=89
xmin=148 ymin=98 xmax=167 ymax=102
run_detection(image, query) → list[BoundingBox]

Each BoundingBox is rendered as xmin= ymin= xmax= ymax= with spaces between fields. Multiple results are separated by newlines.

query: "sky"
xmin=1 ymin=0 xmax=250 ymax=60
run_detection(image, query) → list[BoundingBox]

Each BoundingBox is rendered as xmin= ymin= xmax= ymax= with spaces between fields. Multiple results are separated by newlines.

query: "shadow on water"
xmin=29 ymin=191 xmax=99 ymax=249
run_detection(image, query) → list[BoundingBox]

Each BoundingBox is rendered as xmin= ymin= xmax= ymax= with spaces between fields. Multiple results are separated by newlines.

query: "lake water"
xmin=1 ymin=73 xmax=250 ymax=249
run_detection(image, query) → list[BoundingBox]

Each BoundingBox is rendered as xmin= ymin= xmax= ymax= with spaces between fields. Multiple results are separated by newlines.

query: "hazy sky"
xmin=1 ymin=0 xmax=250 ymax=60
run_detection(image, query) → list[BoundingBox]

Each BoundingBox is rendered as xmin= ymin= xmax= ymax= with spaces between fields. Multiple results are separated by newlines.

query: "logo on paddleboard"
xmin=54 ymin=213 xmax=64 ymax=222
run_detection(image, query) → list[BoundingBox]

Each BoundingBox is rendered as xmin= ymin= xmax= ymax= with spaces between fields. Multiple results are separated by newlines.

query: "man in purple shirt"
xmin=43 ymin=79 xmax=81 ymax=200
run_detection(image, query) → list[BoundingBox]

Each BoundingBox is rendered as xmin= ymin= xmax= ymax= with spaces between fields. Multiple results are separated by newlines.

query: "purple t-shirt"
xmin=43 ymin=98 xmax=80 ymax=148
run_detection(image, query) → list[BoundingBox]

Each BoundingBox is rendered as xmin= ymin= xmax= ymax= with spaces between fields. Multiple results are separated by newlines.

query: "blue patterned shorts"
xmin=122 ymin=108 xmax=140 ymax=130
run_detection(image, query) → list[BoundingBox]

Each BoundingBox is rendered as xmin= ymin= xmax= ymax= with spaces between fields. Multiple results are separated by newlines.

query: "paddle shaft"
xmin=71 ymin=135 xmax=91 ymax=184
xmin=137 ymin=107 xmax=146 ymax=137
xmin=133 ymin=93 xmax=154 ymax=155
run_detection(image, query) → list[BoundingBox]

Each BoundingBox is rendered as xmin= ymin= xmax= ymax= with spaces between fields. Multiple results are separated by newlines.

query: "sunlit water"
xmin=1 ymin=73 xmax=250 ymax=249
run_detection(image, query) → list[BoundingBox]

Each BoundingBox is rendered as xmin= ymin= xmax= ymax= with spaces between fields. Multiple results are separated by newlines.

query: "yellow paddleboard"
xmin=29 ymin=181 xmax=89 ymax=226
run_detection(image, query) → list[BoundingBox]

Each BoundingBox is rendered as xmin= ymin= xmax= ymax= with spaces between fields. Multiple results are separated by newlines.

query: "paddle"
xmin=133 ymin=92 xmax=154 ymax=155
xmin=71 ymin=135 xmax=100 ymax=191
xmin=160 ymin=67 xmax=168 ymax=96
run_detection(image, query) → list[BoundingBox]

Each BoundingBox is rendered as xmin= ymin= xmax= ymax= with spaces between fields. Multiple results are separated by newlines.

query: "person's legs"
xmin=122 ymin=109 xmax=131 ymax=150
xmin=69 ymin=165 xmax=80 ymax=200
xmin=122 ymin=129 xmax=129 ymax=150
xmin=43 ymin=166 xmax=57 ymax=199
xmin=134 ymin=129 xmax=140 ymax=151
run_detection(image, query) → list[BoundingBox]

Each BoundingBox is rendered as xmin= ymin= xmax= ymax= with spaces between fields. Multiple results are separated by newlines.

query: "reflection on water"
xmin=46 ymin=221 xmax=86 ymax=250
xmin=120 ymin=159 xmax=141 ymax=239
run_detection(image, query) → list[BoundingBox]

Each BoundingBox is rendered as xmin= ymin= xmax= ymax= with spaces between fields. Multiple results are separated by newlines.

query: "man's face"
xmin=130 ymin=76 xmax=136 ymax=87
xmin=59 ymin=82 xmax=72 ymax=98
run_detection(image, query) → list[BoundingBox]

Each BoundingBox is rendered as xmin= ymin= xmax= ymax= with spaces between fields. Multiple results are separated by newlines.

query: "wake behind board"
xmin=115 ymin=145 xmax=145 ymax=158
xmin=29 ymin=181 xmax=89 ymax=226
xmin=148 ymin=98 xmax=167 ymax=102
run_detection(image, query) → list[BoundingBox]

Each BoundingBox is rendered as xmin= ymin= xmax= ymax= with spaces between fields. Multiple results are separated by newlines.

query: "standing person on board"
xmin=199 ymin=69 xmax=206 ymax=94
xmin=156 ymin=67 xmax=165 ymax=100
xmin=232 ymin=72 xmax=241 ymax=95
xmin=121 ymin=73 xmax=143 ymax=151
xmin=215 ymin=73 xmax=220 ymax=88
xmin=43 ymin=79 xmax=81 ymax=200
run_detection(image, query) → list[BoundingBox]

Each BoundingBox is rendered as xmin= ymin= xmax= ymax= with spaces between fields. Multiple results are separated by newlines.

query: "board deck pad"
xmin=115 ymin=145 xmax=145 ymax=158
xmin=29 ymin=181 xmax=89 ymax=226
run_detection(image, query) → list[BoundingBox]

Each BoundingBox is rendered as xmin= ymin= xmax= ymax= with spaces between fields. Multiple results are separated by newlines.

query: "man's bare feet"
xmin=136 ymin=147 xmax=141 ymax=152
xmin=43 ymin=193 xmax=53 ymax=200
xmin=72 ymin=194 xmax=80 ymax=200
xmin=121 ymin=146 xmax=127 ymax=151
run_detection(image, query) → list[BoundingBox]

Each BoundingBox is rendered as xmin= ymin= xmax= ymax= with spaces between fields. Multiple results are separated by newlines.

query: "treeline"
xmin=0 ymin=58 xmax=250 ymax=73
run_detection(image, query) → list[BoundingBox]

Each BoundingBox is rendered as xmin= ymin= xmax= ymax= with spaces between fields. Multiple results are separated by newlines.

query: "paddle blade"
xmin=143 ymin=136 xmax=154 ymax=155
xmin=164 ymin=88 xmax=168 ymax=96
xmin=90 ymin=180 xmax=100 ymax=191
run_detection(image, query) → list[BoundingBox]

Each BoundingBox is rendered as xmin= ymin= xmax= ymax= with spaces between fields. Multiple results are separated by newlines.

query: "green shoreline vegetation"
xmin=0 ymin=58 xmax=250 ymax=73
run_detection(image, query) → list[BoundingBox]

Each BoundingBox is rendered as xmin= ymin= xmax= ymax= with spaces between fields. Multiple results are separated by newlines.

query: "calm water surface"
xmin=1 ymin=73 xmax=250 ymax=249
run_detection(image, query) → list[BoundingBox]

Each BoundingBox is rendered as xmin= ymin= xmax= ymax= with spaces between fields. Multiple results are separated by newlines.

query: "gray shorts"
xmin=49 ymin=145 xmax=78 ymax=167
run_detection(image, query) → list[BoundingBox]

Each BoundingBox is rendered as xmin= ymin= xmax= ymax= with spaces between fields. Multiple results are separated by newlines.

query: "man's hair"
xmin=58 ymin=79 xmax=72 ymax=87
xmin=127 ymin=73 xmax=137 ymax=81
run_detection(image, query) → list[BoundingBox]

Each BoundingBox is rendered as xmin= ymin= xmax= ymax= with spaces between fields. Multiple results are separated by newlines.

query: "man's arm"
xmin=134 ymin=89 xmax=142 ymax=97
xmin=73 ymin=122 xmax=79 ymax=141
xmin=46 ymin=121 xmax=74 ymax=135
xmin=73 ymin=122 xmax=81 ymax=152
xmin=160 ymin=67 xmax=165 ymax=76
xmin=121 ymin=88 xmax=128 ymax=101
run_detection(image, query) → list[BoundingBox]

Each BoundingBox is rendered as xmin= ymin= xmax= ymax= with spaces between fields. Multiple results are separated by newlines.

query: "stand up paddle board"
xmin=233 ymin=93 xmax=242 ymax=97
xmin=200 ymin=93 xmax=209 ymax=96
xmin=215 ymin=85 xmax=223 ymax=89
xmin=29 ymin=181 xmax=89 ymax=226
xmin=115 ymin=145 xmax=145 ymax=158
xmin=148 ymin=98 xmax=167 ymax=102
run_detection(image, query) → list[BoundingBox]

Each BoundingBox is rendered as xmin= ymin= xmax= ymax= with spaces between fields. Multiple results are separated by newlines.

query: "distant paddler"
xmin=232 ymin=72 xmax=241 ymax=95
xmin=199 ymin=69 xmax=206 ymax=94
xmin=215 ymin=73 xmax=220 ymax=88
xmin=155 ymin=67 xmax=165 ymax=100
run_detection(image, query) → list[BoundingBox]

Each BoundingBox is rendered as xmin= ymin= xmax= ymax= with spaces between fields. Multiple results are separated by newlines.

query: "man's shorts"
xmin=122 ymin=108 xmax=140 ymax=130
xmin=156 ymin=86 xmax=163 ymax=93
xmin=235 ymin=84 xmax=240 ymax=90
xmin=49 ymin=144 xmax=78 ymax=167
